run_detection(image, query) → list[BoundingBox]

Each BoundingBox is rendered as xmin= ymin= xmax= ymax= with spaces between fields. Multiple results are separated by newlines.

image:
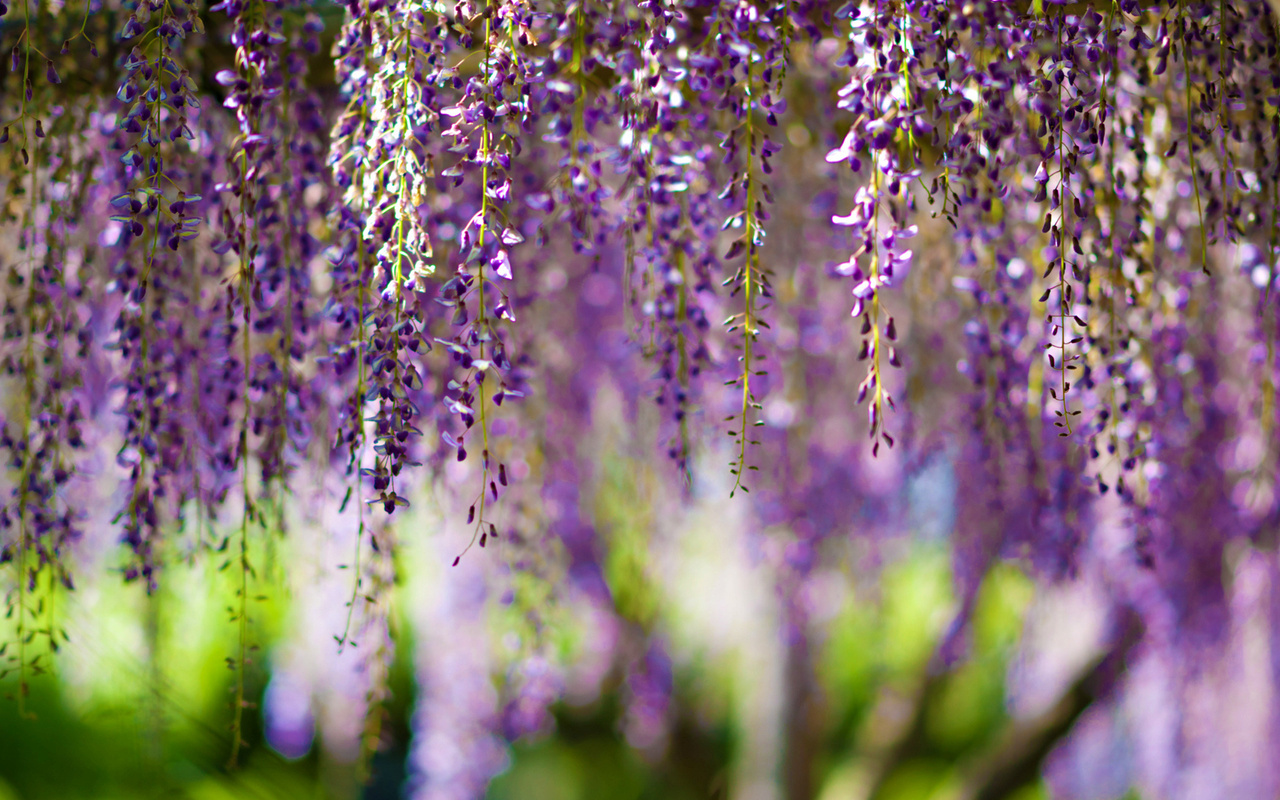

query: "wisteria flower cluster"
xmin=1 ymin=0 xmax=1280 ymax=794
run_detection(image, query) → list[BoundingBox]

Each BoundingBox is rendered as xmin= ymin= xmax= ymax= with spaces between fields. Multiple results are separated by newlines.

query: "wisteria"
xmin=2 ymin=0 xmax=1280 ymax=796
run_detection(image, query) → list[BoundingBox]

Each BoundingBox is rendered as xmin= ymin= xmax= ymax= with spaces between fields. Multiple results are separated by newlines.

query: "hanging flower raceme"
xmin=695 ymin=0 xmax=788 ymax=496
xmin=361 ymin=0 xmax=443 ymax=294
xmin=106 ymin=0 xmax=204 ymax=590
xmin=541 ymin=0 xmax=617 ymax=257
xmin=825 ymin=0 xmax=934 ymax=458
xmin=326 ymin=0 xmax=379 ymax=507
xmin=329 ymin=0 xmax=460 ymax=519
xmin=433 ymin=0 xmax=537 ymax=556
xmin=0 ymin=110 xmax=96 ymax=705
xmin=210 ymin=0 xmax=317 ymax=499
xmin=260 ymin=7 xmax=329 ymax=497
xmin=209 ymin=0 xmax=309 ymax=765
xmin=614 ymin=0 xmax=716 ymax=478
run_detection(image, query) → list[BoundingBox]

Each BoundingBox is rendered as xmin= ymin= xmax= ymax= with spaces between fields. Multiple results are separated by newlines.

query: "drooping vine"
xmin=0 ymin=1 xmax=1277 ymax=789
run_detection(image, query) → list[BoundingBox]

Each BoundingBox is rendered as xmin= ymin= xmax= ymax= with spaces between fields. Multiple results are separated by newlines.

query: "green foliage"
xmin=595 ymin=456 xmax=661 ymax=630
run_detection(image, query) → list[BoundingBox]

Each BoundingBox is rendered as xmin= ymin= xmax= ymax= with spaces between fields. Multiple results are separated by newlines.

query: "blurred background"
xmin=0 ymin=439 xmax=1119 ymax=800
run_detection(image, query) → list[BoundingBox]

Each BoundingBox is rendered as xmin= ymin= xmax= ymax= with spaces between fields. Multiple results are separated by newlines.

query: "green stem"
xmin=1177 ymin=0 xmax=1209 ymax=273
